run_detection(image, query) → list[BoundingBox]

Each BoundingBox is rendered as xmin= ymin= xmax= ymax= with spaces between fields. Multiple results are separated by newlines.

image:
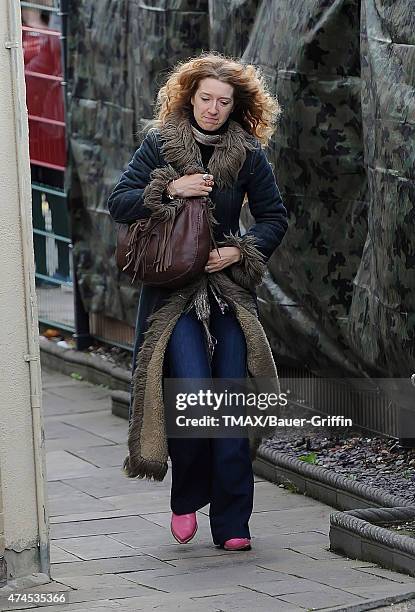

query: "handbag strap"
xmin=202 ymin=200 xmax=221 ymax=258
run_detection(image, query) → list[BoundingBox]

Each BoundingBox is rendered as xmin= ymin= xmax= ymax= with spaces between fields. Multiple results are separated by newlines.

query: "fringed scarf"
xmin=159 ymin=111 xmax=257 ymax=190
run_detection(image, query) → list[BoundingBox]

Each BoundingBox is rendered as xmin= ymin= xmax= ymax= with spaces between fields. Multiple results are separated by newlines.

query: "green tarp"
xmin=67 ymin=0 xmax=415 ymax=377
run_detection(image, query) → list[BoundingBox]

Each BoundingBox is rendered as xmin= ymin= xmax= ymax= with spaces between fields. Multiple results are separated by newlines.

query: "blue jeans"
xmin=166 ymin=287 xmax=254 ymax=545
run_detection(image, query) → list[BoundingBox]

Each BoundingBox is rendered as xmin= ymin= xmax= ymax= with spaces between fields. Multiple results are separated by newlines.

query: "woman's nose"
xmin=208 ymin=102 xmax=219 ymax=114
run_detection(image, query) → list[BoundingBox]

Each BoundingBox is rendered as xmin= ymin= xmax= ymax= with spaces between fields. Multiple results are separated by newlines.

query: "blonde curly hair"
xmin=153 ymin=52 xmax=281 ymax=146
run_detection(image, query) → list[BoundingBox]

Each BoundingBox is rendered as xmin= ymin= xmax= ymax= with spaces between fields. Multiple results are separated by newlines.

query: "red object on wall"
xmin=22 ymin=25 xmax=66 ymax=170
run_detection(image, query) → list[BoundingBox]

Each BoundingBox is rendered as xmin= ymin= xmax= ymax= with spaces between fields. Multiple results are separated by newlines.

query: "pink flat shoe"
xmin=171 ymin=512 xmax=197 ymax=544
xmin=223 ymin=538 xmax=251 ymax=551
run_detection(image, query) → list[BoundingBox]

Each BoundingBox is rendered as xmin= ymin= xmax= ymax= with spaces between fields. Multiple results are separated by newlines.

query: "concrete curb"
xmin=39 ymin=337 xmax=131 ymax=393
xmin=111 ymin=390 xmax=130 ymax=420
xmin=254 ymin=446 xmax=415 ymax=583
xmin=330 ymin=506 xmax=415 ymax=579
xmin=254 ymin=445 xmax=412 ymax=511
xmin=328 ymin=590 xmax=415 ymax=611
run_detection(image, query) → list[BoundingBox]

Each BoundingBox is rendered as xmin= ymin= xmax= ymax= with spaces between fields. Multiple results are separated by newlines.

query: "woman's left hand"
xmin=205 ymin=246 xmax=241 ymax=273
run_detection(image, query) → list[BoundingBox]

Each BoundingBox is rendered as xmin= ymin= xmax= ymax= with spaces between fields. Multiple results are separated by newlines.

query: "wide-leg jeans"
xmin=166 ymin=288 xmax=254 ymax=545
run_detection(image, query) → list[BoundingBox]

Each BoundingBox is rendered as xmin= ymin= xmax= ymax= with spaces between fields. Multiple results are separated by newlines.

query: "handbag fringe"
xmin=125 ymin=206 xmax=179 ymax=282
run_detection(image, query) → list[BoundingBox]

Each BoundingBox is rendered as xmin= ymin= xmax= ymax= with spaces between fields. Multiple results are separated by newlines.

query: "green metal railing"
xmin=32 ymin=182 xmax=74 ymax=329
xmin=21 ymin=1 xmax=59 ymax=12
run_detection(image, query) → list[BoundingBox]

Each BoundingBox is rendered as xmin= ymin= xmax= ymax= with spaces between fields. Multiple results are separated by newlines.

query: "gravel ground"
xmin=86 ymin=343 xmax=132 ymax=371
xmin=262 ymin=427 xmax=415 ymax=503
xmin=41 ymin=329 xmax=133 ymax=371
xmin=389 ymin=520 xmax=415 ymax=539
xmin=373 ymin=603 xmax=415 ymax=611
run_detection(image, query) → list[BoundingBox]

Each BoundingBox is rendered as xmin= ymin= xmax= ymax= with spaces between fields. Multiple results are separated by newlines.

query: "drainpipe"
xmin=5 ymin=0 xmax=49 ymax=577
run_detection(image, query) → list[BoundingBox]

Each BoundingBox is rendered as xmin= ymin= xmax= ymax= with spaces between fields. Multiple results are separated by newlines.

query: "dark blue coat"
xmin=107 ymin=128 xmax=288 ymax=368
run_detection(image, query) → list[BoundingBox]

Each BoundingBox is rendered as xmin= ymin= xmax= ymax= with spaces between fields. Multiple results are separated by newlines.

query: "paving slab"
xmin=45 ymin=434 xmax=116 ymax=452
xmin=48 ymin=490 xmax=116 ymax=517
xmin=51 ymin=555 xmax=174 ymax=578
xmin=107 ymin=527 xmax=178 ymax=548
xmin=102 ymin=492 xmax=172 ymax=513
xmin=60 ymin=473 xmax=149 ymax=499
xmin=252 ymin=482 xmax=323 ymax=512
xmin=44 ymin=420 xmax=92 ymax=440
xmin=52 ymin=535 xmax=149 ymax=560
xmin=42 ymin=392 xmax=112 ymax=417
xmin=60 ymin=468 xmax=171 ymax=496
xmin=57 ymin=411 xmax=128 ymax=444
xmin=16 ymin=603 xmax=120 ymax=612
xmin=238 ymin=576 xmax=339 ymax=596
xmin=49 ymin=508 xmax=156 ymax=523
xmin=355 ymin=566 xmax=415 ymax=583
xmin=41 ymin=371 xmax=83 ymax=388
xmin=46 ymin=451 xmax=102 ymax=481
xmin=166 ymin=555 xmax=289 ymax=574
xmin=11 ymin=367 xmax=415 ymax=611
xmin=67 ymin=444 xmax=129 ymax=468
xmin=113 ymin=592 xmax=237 ymax=611
xmin=46 ymin=384 xmax=109 ymax=402
xmin=249 ymin=505 xmax=333 ymax=533
xmin=53 ymin=584 xmax=164 ymax=605
xmin=50 ymin=545 xmax=82 ymax=564
xmin=275 ymin=588 xmax=365 ymax=609
xmin=192 ymin=588 xmax=300 ymax=611
xmin=117 ymin=565 xmax=285 ymax=593
xmin=286 ymin=543 xmax=344 ymax=560
xmin=55 ymin=573 xmax=151 ymax=590
xmin=51 ymin=515 xmax=165 ymax=539
xmin=48 ymin=480 xmax=118 ymax=517
xmin=254 ymin=530 xmax=329 ymax=547
xmin=344 ymin=583 xmax=415 ymax=599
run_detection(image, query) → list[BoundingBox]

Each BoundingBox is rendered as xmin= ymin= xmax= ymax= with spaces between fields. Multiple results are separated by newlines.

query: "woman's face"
xmin=191 ymin=78 xmax=234 ymax=131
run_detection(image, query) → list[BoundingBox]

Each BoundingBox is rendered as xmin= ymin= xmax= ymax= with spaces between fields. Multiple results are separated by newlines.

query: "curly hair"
xmin=153 ymin=52 xmax=281 ymax=146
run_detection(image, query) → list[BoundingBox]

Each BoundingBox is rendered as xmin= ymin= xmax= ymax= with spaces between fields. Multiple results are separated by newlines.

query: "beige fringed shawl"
xmin=122 ymin=113 xmax=280 ymax=481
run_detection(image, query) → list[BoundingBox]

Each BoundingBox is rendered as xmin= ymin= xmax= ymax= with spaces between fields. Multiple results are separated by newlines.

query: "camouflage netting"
xmin=67 ymin=0 xmax=415 ymax=378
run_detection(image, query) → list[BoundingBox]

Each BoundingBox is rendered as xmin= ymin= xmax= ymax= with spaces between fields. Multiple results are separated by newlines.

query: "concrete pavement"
xmin=1 ymin=367 xmax=415 ymax=611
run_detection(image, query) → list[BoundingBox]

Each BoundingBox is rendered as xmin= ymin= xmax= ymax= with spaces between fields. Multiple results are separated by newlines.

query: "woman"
xmin=107 ymin=53 xmax=288 ymax=552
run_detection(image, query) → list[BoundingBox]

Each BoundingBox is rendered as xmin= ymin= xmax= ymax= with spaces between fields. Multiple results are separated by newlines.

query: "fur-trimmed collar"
xmin=158 ymin=112 xmax=257 ymax=190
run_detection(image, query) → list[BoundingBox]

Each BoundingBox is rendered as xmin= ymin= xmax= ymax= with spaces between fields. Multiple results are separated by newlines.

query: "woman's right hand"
xmin=168 ymin=174 xmax=214 ymax=198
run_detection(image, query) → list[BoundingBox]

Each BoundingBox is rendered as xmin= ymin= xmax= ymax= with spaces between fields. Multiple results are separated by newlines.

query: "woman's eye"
xmin=201 ymin=98 xmax=209 ymax=101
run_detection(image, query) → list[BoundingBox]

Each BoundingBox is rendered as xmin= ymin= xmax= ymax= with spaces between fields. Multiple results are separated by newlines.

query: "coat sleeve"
xmin=107 ymin=130 xmax=175 ymax=223
xmin=219 ymin=145 xmax=288 ymax=291
xmin=243 ymin=146 xmax=288 ymax=261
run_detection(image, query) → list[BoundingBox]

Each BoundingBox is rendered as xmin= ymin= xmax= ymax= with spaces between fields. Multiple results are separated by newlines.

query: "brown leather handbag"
xmin=116 ymin=197 xmax=217 ymax=290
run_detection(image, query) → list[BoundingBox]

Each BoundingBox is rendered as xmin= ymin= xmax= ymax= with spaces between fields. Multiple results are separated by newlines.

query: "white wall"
xmin=0 ymin=0 xmax=49 ymax=580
